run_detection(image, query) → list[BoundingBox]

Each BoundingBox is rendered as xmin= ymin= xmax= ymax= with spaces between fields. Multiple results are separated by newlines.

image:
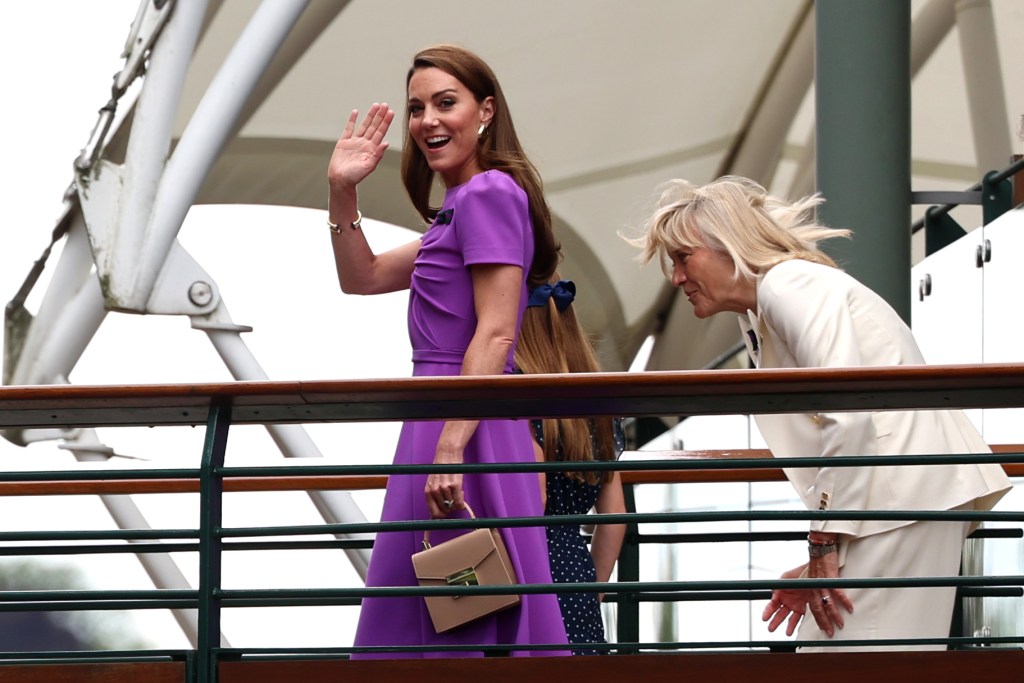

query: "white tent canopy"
xmin=131 ymin=0 xmax=1019 ymax=372
xmin=42 ymin=0 xmax=1013 ymax=375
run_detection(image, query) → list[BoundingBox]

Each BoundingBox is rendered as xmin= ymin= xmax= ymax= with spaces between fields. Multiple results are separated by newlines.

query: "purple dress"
xmin=352 ymin=170 xmax=570 ymax=658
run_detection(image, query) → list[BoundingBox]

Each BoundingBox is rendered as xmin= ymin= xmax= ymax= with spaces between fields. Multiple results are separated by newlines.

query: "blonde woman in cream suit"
xmin=632 ymin=175 xmax=1011 ymax=651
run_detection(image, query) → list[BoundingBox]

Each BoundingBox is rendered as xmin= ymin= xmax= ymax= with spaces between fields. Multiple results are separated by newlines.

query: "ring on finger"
xmin=821 ymin=595 xmax=831 ymax=605
xmin=442 ymin=499 xmax=454 ymax=510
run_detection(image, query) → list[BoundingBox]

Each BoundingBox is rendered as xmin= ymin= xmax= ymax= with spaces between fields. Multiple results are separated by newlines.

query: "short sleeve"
xmin=455 ymin=171 xmax=532 ymax=268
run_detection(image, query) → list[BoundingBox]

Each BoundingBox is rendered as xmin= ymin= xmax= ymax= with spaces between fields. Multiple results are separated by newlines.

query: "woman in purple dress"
xmin=326 ymin=45 xmax=568 ymax=658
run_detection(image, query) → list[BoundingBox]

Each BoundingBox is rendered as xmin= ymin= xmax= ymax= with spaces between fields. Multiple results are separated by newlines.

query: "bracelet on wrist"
xmin=808 ymin=542 xmax=838 ymax=558
xmin=807 ymin=535 xmax=839 ymax=557
xmin=328 ymin=209 xmax=362 ymax=233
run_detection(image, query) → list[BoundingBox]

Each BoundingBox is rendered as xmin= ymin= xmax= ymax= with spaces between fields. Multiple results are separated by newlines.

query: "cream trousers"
xmin=797 ymin=502 xmax=974 ymax=652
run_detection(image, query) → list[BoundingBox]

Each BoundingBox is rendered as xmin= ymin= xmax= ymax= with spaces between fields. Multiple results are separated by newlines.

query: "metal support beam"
xmin=136 ymin=0 xmax=310 ymax=305
xmin=955 ymin=0 xmax=1012 ymax=175
xmin=789 ymin=0 xmax=952 ymax=201
xmin=202 ymin=327 xmax=372 ymax=577
xmin=815 ymin=0 xmax=911 ymax=321
xmin=722 ymin=1 xmax=814 ymax=186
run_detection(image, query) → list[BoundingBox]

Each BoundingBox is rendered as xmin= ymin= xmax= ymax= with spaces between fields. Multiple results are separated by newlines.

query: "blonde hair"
xmin=630 ymin=175 xmax=850 ymax=280
xmin=515 ymin=280 xmax=616 ymax=485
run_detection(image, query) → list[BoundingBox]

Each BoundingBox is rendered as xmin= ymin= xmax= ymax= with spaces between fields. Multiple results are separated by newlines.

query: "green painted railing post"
xmin=197 ymin=402 xmax=231 ymax=683
xmin=982 ymin=170 xmax=1013 ymax=226
xmin=816 ymin=0 xmax=911 ymax=322
xmin=616 ymin=483 xmax=640 ymax=653
xmin=923 ymin=207 xmax=967 ymax=257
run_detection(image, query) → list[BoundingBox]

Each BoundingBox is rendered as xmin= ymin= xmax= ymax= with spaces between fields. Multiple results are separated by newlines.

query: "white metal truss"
xmin=3 ymin=0 xmax=366 ymax=647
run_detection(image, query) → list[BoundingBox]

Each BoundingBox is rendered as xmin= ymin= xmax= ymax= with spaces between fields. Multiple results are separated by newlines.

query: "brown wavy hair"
xmin=401 ymin=44 xmax=560 ymax=287
xmin=514 ymin=279 xmax=616 ymax=485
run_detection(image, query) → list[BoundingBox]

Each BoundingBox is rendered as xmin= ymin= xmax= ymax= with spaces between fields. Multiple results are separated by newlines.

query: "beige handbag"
xmin=411 ymin=503 xmax=521 ymax=633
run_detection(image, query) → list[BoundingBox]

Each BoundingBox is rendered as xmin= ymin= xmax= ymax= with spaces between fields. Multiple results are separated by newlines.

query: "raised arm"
xmin=424 ymin=263 xmax=523 ymax=517
xmin=327 ymin=103 xmax=419 ymax=295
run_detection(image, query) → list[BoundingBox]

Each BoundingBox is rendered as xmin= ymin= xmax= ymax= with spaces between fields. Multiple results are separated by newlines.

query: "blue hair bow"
xmin=527 ymin=279 xmax=576 ymax=311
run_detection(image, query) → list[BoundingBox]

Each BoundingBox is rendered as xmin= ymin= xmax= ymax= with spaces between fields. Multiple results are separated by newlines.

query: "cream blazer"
xmin=739 ymin=259 xmax=1010 ymax=538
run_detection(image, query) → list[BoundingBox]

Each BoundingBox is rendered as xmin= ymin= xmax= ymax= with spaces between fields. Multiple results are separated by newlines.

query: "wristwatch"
xmin=808 ymin=540 xmax=838 ymax=557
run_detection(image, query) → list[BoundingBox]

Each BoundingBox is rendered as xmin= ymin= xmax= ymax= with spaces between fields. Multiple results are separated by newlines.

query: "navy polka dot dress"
xmin=533 ymin=419 xmax=624 ymax=655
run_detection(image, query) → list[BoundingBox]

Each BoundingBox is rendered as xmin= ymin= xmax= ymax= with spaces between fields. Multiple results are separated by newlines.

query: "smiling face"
xmin=407 ymin=66 xmax=494 ymax=188
xmin=669 ymin=244 xmax=756 ymax=318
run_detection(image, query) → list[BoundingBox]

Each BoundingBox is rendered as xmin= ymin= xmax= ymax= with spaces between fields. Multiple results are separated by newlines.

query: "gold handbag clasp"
xmin=446 ymin=567 xmax=479 ymax=598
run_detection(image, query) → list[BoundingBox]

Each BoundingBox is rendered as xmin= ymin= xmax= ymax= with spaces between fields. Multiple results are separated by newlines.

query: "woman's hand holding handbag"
xmin=411 ymin=502 xmax=521 ymax=633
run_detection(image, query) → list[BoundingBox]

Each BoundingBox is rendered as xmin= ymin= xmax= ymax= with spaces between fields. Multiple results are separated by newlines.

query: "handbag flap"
xmin=412 ymin=529 xmax=499 ymax=581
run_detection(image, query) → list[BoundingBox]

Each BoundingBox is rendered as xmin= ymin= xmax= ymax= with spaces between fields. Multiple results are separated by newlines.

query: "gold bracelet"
xmin=328 ymin=209 xmax=362 ymax=233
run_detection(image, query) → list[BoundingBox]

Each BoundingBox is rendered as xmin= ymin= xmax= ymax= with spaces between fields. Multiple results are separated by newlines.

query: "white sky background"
xmin=0 ymin=1 xmax=415 ymax=649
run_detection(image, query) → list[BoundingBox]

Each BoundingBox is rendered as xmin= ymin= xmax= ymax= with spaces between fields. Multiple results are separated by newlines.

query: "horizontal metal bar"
xmin=0 ymin=468 xmax=200 ymax=482
xmin=605 ymin=590 xmax=772 ymax=603
xmin=222 ymin=634 xmax=1024 ymax=656
xmin=0 ymin=600 xmax=199 ymax=612
xmin=210 ymin=574 xmax=1024 ymax=602
xmin=911 ymin=156 xmax=1024 ymax=231
xmin=1 ymin=525 xmax=1016 ymax=559
xmin=959 ymin=587 xmax=1024 ymax=598
xmin=605 ymin=585 xmax=1024 ymax=603
xmin=0 ymin=529 xmax=197 ymax=542
xmin=989 ymin=155 xmax=1024 ymax=184
xmin=912 ymin=190 xmax=983 ymax=205
xmin=219 ymin=508 xmax=1024 ymax=540
xmin=0 ymin=589 xmax=196 ymax=602
xmin=1 ymin=450 xmax=1018 ymax=489
xmin=0 ymin=651 xmax=191 ymax=662
xmin=2 ymin=510 xmax=1012 ymax=549
xmin=218 ymin=450 xmax=1024 ymax=477
xmin=0 ymin=542 xmax=200 ymax=556
xmin=0 ymin=576 xmax=985 ymax=615
xmin=639 ymin=525 xmax=1023 ymax=544
xmin=220 ymin=539 xmax=373 ymax=551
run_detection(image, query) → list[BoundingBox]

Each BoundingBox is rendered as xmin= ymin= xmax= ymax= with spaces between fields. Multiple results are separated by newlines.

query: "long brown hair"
xmin=401 ymin=44 xmax=560 ymax=287
xmin=514 ymin=280 xmax=616 ymax=484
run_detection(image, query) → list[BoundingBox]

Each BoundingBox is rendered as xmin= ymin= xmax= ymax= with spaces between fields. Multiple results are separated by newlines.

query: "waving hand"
xmin=328 ymin=103 xmax=396 ymax=190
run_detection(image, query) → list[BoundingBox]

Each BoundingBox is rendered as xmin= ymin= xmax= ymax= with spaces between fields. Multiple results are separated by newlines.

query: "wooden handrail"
xmin=4 ymin=363 xmax=1024 ymax=429
xmin=216 ymin=650 xmax=1024 ymax=683
xmin=0 ymin=662 xmax=185 ymax=683
xmin=2 ymin=649 xmax=1023 ymax=683
xmin=0 ymin=372 xmax=1022 ymax=679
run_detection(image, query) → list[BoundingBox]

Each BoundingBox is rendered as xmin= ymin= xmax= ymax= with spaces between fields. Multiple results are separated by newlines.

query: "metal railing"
xmin=0 ymin=364 xmax=1023 ymax=680
xmin=912 ymin=155 xmax=1024 ymax=256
